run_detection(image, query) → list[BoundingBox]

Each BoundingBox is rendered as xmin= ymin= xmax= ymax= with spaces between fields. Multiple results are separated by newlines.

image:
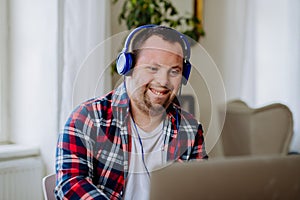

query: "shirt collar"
xmin=112 ymin=82 xmax=130 ymax=108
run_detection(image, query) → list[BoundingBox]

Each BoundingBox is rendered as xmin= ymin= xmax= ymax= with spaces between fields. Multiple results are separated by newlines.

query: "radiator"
xmin=0 ymin=156 xmax=45 ymax=200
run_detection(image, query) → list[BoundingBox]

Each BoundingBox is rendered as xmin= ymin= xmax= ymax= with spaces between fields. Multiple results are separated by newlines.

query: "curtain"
xmin=240 ymin=0 xmax=300 ymax=152
xmin=59 ymin=0 xmax=111 ymax=130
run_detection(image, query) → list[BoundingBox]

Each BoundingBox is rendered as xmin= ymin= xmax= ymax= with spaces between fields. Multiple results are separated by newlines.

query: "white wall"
xmin=201 ymin=0 xmax=247 ymax=100
xmin=9 ymin=0 xmax=58 ymax=173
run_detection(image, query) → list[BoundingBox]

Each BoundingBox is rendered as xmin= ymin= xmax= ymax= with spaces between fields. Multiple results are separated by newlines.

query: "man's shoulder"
xmin=171 ymin=102 xmax=196 ymax=121
xmin=65 ymin=91 xmax=115 ymax=126
xmin=81 ymin=83 xmax=128 ymax=108
xmin=70 ymin=84 xmax=128 ymax=121
xmin=180 ymin=109 xmax=199 ymax=125
xmin=171 ymin=104 xmax=200 ymax=129
xmin=79 ymin=90 xmax=115 ymax=111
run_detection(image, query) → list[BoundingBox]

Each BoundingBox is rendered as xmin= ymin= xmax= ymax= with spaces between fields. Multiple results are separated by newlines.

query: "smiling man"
xmin=55 ymin=25 xmax=208 ymax=200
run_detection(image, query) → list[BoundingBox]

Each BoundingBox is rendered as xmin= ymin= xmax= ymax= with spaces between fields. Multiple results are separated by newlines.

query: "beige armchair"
xmin=221 ymin=100 xmax=293 ymax=156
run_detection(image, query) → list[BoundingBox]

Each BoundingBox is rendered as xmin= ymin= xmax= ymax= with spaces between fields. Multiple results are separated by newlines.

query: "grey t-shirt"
xmin=124 ymin=119 xmax=165 ymax=200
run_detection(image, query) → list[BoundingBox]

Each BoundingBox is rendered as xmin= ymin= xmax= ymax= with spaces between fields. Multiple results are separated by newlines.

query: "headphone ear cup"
xmin=182 ymin=61 xmax=191 ymax=85
xmin=116 ymin=52 xmax=133 ymax=75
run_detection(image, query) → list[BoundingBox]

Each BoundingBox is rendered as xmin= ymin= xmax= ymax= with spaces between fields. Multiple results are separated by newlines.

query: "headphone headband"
xmin=122 ymin=24 xmax=190 ymax=60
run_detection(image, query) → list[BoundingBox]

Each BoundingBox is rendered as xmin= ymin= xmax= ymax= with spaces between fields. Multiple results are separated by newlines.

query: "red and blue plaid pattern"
xmin=55 ymin=83 xmax=208 ymax=200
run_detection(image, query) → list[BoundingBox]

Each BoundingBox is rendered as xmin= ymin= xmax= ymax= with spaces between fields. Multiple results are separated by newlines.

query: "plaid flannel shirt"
xmin=55 ymin=83 xmax=208 ymax=200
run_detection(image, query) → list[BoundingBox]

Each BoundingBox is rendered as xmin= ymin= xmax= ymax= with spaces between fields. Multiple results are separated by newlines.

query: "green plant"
xmin=113 ymin=0 xmax=204 ymax=41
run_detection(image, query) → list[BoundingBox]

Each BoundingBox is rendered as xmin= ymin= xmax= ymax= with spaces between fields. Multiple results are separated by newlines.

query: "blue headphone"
xmin=116 ymin=24 xmax=191 ymax=85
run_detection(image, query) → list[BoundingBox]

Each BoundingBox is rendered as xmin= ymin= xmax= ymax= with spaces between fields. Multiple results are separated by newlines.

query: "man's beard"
xmin=133 ymin=89 xmax=174 ymax=116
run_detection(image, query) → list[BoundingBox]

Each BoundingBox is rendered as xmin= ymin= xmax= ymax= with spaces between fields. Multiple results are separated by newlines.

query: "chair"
xmin=42 ymin=173 xmax=56 ymax=200
xmin=221 ymin=100 xmax=293 ymax=156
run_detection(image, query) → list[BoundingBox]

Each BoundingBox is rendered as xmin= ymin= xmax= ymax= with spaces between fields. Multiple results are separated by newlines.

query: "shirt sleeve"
xmin=54 ymin=104 xmax=109 ymax=200
xmin=190 ymin=123 xmax=209 ymax=160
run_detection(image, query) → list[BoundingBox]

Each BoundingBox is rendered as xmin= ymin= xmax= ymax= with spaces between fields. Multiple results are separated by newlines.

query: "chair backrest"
xmin=221 ymin=100 xmax=293 ymax=156
xmin=42 ymin=173 xmax=56 ymax=200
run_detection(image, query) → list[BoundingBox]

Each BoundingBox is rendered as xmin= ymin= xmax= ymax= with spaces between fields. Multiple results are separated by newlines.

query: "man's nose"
xmin=156 ymin=69 xmax=169 ymax=87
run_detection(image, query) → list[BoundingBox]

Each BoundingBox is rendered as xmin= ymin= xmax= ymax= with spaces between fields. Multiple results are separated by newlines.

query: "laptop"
xmin=149 ymin=155 xmax=300 ymax=200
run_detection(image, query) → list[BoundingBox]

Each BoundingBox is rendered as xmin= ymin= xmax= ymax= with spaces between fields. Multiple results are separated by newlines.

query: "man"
xmin=55 ymin=25 xmax=208 ymax=200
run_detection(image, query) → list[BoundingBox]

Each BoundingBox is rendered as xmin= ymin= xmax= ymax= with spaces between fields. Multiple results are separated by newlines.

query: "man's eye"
xmin=147 ymin=66 xmax=158 ymax=72
xmin=170 ymin=69 xmax=180 ymax=76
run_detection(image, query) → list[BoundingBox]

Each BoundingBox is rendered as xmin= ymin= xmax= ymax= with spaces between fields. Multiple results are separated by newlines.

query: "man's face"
xmin=126 ymin=35 xmax=184 ymax=116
